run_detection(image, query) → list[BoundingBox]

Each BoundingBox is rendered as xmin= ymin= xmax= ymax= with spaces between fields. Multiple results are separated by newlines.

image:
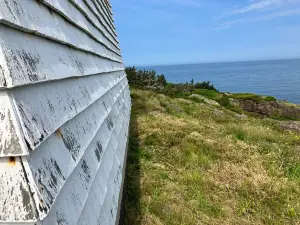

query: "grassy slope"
xmin=124 ymin=88 xmax=300 ymax=225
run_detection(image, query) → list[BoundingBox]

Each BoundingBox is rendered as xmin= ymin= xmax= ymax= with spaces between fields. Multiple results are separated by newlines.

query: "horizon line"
xmin=128 ymin=57 xmax=300 ymax=68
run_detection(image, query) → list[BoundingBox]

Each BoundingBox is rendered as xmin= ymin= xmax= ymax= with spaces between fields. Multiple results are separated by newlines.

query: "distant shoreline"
xmin=134 ymin=58 xmax=300 ymax=68
xmin=134 ymin=59 xmax=300 ymax=104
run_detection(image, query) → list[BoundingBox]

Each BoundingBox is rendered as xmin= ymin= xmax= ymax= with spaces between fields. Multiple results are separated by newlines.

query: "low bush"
xmin=231 ymin=93 xmax=276 ymax=102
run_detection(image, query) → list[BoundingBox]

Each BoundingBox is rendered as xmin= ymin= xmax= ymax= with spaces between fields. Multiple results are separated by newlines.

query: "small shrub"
xmin=217 ymin=96 xmax=231 ymax=107
xmin=264 ymin=96 xmax=277 ymax=102
xmin=287 ymin=163 xmax=300 ymax=180
xmin=193 ymin=89 xmax=219 ymax=99
xmin=189 ymin=96 xmax=205 ymax=103
xmin=195 ymin=81 xmax=218 ymax=91
xmin=231 ymin=93 xmax=261 ymax=101
xmin=145 ymin=132 xmax=161 ymax=146
xmin=231 ymin=93 xmax=276 ymax=102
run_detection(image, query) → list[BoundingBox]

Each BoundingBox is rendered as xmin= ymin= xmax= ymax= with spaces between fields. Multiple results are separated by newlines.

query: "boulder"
xmin=236 ymin=99 xmax=300 ymax=120
xmin=281 ymin=121 xmax=300 ymax=133
xmin=235 ymin=114 xmax=248 ymax=120
xmin=189 ymin=94 xmax=220 ymax=106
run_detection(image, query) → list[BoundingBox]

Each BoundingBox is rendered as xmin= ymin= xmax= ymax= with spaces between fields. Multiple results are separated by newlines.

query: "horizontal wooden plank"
xmin=0 ymin=0 xmax=130 ymax=224
xmin=93 ymin=0 xmax=116 ymax=30
xmin=0 ymin=0 xmax=122 ymax=62
xmin=0 ymin=91 xmax=28 ymax=156
xmin=23 ymin=84 xmax=130 ymax=221
xmin=0 ymin=157 xmax=37 ymax=222
xmin=0 ymin=24 xmax=124 ymax=88
xmin=84 ymin=0 xmax=117 ymax=37
xmin=97 ymin=155 xmax=125 ymax=225
xmin=11 ymin=70 xmax=127 ymax=152
xmin=69 ymin=0 xmax=119 ymax=46
xmin=102 ymin=0 xmax=114 ymax=17
xmin=41 ymin=101 xmax=130 ymax=225
xmin=76 ymin=113 xmax=129 ymax=225
xmin=41 ymin=0 xmax=121 ymax=53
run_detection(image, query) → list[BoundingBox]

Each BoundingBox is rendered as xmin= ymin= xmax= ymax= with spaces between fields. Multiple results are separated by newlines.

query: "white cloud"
xmin=231 ymin=0 xmax=300 ymax=14
xmin=215 ymin=0 xmax=300 ymax=30
xmin=232 ymin=0 xmax=282 ymax=14
xmin=215 ymin=8 xmax=300 ymax=30
xmin=147 ymin=0 xmax=201 ymax=7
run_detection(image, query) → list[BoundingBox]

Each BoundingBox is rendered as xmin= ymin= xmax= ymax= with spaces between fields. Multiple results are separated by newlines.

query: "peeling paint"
xmin=0 ymin=157 xmax=37 ymax=222
xmin=0 ymin=0 xmax=130 ymax=224
xmin=0 ymin=91 xmax=27 ymax=156
xmin=0 ymin=24 xmax=123 ymax=88
xmin=0 ymin=0 xmax=121 ymax=59
xmin=94 ymin=141 xmax=102 ymax=162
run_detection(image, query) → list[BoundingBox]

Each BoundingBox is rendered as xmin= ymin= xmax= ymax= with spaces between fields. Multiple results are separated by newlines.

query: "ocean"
xmin=140 ymin=59 xmax=300 ymax=104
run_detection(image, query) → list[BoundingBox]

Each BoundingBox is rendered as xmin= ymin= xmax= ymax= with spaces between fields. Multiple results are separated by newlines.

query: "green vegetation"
xmin=230 ymin=93 xmax=276 ymax=102
xmin=124 ymin=67 xmax=280 ymax=117
xmin=125 ymin=66 xmax=218 ymax=93
xmin=125 ymin=67 xmax=167 ymax=87
xmin=124 ymin=87 xmax=300 ymax=225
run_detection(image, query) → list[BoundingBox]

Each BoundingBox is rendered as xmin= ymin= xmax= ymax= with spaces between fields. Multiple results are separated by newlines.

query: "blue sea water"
xmin=140 ymin=59 xmax=300 ymax=104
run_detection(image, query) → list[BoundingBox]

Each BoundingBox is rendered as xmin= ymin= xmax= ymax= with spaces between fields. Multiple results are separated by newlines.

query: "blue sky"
xmin=110 ymin=0 xmax=300 ymax=66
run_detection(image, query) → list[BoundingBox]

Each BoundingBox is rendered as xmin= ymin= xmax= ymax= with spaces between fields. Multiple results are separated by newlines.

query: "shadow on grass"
xmin=119 ymin=106 xmax=142 ymax=225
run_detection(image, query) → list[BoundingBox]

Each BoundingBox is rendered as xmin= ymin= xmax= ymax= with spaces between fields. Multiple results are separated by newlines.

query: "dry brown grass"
xmin=124 ymin=88 xmax=300 ymax=225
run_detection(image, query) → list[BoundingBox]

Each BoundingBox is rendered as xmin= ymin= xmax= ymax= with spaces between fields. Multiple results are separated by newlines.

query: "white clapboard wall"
xmin=0 ymin=0 xmax=131 ymax=224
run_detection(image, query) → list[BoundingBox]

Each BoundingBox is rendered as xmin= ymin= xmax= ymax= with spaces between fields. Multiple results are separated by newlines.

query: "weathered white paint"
xmin=93 ymin=0 xmax=116 ymax=30
xmin=0 ymin=0 xmax=130 ymax=224
xmin=0 ymin=91 xmax=28 ymax=156
xmin=40 ymin=90 xmax=130 ymax=224
xmin=0 ymin=24 xmax=123 ymax=88
xmin=12 ymin=72 xmax=126 ymax=151
xmin=42 ymin=0 xmax=120 ymax=51
xmin=0 ymin=157 xmax=37 ymax=222
xmin=69 ymin=0 xmax=118 ymax=45
xmin=83 ymin=0 xmax=117 ymax=37
xmin=101 ymin=0 xmax=114 ymax=17
xmin=24 ymin=82 xmax=129 ymax=219
xmin=0 ymin=0 xmax=121 ymax=59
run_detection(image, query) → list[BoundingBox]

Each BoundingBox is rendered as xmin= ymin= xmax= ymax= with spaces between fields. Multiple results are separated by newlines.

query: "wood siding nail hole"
xmin=8 ymin=157 xmax=16 ymax=166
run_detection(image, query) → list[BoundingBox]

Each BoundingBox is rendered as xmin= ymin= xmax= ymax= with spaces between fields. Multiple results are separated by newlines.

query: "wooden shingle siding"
xmin=68 ymin=0 xmax=119 ymax=46
xmin=0 ymin=2 xmax=122 ymax=62
xmin=40 ymin=89 xmax=130 ymax=224
xmin=0 ymin=0 xmax=120 ymax=56
xmin=0 ymin=157 xmax=37 ymax=222
xmin=12 ymin=72 xmax=126 ymax=150
xmin=93 ymin=0 xmax=116 ymax=29
xmin=41 ymin=0 xmax=121 ymax=53
xmin=102 ymin=0 xmax=114 ymax=17
xmin=0 ymin=25 xmax=123 ymax=88
xmin=0 ymin=0 xmax=130 ymax=224
xmin=24 ymin=81 xmax=129 ymax=218
xmin=0 ymin=91 xmax=28 ymax=156
xmin=83 ymin=0 xmax=117 ymax=37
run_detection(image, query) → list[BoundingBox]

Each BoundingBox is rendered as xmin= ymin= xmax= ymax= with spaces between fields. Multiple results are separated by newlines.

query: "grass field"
xmin=123 ymin=88 xmax=300 ymax=225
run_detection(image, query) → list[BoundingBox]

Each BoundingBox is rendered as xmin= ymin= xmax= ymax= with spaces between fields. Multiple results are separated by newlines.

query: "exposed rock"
xmin=189 ymin=94 xmax=220 ymax=106
xmin=236 ymin=99 xmax=300 ymax=119
xmin=214 ymin=109 xmax=224 ymax=116
xmin=281 ymin=121 xmax=300 ymax=133
xmin=228 ymin=98 xmax=240 ymax=108
xmin=166 ymin=103 xmax=184 ymax=113
xmin=177 ymin=98 xmax=193 ymax=104
xmin=235 ymin=114 xmax=248 ymax=120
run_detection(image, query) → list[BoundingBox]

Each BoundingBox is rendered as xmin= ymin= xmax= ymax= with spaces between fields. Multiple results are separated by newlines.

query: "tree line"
xmin=125 ymin=66 xmax=218 ymax=93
